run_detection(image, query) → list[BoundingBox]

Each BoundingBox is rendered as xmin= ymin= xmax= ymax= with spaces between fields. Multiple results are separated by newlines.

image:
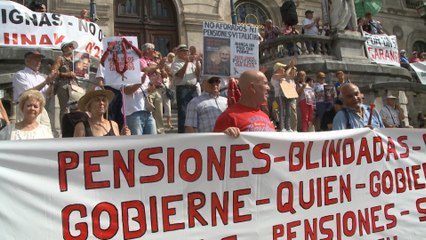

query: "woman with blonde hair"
xmin=0 ymin=90 xmax=53 ymax=140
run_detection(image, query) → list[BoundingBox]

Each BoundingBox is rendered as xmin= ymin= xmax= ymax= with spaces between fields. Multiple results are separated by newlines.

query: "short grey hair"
xmin=141 ymin=43 xmax=155 ymax=52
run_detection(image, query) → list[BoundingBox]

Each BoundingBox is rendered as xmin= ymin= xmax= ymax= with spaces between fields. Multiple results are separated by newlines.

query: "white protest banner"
xmin=0 ymin=129 xmax=426 ymax=239
xmin=101 ymin=36 xmax=141 ymax=86
xmin=363 ymin=31 xmax=399 ymax=67
xmin=410 ymin=61 xmax=426 ymax=85
xmin=0 ymin=1 xmax=104 ymax=58
xmin=203 ymin=21 xmax=259 ymax=78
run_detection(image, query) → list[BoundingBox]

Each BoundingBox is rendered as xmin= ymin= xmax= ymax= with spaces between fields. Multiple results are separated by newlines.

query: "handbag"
xmin=142 ymin=89 xmax=155 ymax=112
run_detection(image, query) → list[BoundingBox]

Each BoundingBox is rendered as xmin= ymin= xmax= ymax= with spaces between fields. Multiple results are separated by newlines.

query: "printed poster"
xmin=203 ymin=21 xmax=260 ymax=78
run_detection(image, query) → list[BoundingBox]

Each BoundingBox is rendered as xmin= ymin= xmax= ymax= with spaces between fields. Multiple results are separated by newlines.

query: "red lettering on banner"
xmin=319 ymin=215 xmax=334 ymax=238
xmin=289 ymin=142 xmax=304 ymax=171
xmin=277 ymin=181 xmax=295 ymax=213
xmin=162 ymin=195 xmax=185 ymax=231
xmin=233 ymin=188 xmax=252 ymax=223
xmin=412 ymin=165 xmax=426 ymax=189
xmin=342 ymin=138 xmax=355 ymax=165
xmin=211 ymin=191 xmax=229 ymax=226
xmin=279 ymin=175 xmax=351 ymax=212
xmin=179 ymin=149 xmax=202 ymax=182
xmin=273 ymin=203 xmax=397 ymax=239
xmin=84 ymin=150 xmax=110 ymax=189
xmin=357 ymin=137 xmax=372 ymax=164
xmin=370 ymin=164 xmax=426 ymax=197
xmin=272 ymin=224 xmax=284 ymax=240
xmin=386 ymin=137 xmax=398 ymax=161
xmin=207 ymin=146 xmax=226 ymax=181
xmin=327 ymin=139 xmax=341 ymax=167
xmin=343 ymin=211 xmax=357 ymax=236
xmin=397 ymin=136 xmax=409 ymax=158
xmin=121 ymin=200 xmax=146 ymax=239
xmin=139 ymin=147 xmax=164 ymax=183
xmin=373 ymin=136 xmax=384 ymax=161
xmin=3 ymin=33 xmax=65 ymax=46
xmin=251 ymin=143 xmax=271 ymax=174
xmin=417 ymin=197 xmax=426 ymax=222
xmin=149 ymin=196 xmax=159 ymax=233
xmin=371 ymin=205 xmax=385 ymax=232
xmin=304 ymin=218 xmax=317 ymax=239
xmin=384 ymin=203 xmax=397 ymax=229
xmin=230 ymin=144 xmax=249 ymax=178
xmin=324 ymin=176 xmax=338 ymax=205
xmin=113 ymin=150 xmax=135 ymax=188
xmin=58 ymin=151 xmax=79 ymax=192
xmin=287 ymin=220 xmax=301 ymax=239
xmin=188 ymin=192 xmax=208 ymax=228
xmin=62 ymin=204 xmax=88 ymax=240
xmin=358 ymin=208 xmax=371 ymax=236
xmin=92 ymin=202 xmax=119 ymax=239
xmin=299 ymin=179 xmax=314 ymax=209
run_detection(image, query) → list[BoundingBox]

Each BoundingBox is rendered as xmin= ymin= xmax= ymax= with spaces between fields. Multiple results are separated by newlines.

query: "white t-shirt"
xmin=0 ymin=123 xmax=53 ymax=140
xmin=303 ymin=18 xmax=319 ymax=36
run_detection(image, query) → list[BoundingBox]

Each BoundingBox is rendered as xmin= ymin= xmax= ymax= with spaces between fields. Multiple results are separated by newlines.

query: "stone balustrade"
xmin=259 ymin=34 xmax=334 ymax=62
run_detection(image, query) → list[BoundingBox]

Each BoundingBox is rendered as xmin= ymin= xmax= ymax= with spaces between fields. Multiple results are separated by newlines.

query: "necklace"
xmin=100 ymin=37 xmax=142 ymax=76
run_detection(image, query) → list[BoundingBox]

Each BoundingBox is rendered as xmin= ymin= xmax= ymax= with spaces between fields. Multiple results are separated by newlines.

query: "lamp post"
xmin=230 ymin=0 xmax=237 ymax=24
xmin=416 ymin=2 xmax=426 ymax=25
xmin=90 ymin=0 xmax=98 ymax=22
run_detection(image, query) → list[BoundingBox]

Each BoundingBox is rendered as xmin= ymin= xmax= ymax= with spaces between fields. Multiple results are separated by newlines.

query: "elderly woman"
xmin=51 ymin=40 xmax=81 ymax=121
xmin=0 ymin=90 xmax=53 ymax=140
xmin=74 ymin=90 xmax=130 ymax=137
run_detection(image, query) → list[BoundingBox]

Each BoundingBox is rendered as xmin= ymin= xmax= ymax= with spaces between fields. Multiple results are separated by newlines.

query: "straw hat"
xmin=78 ymin=90 xmax=114 ymax=112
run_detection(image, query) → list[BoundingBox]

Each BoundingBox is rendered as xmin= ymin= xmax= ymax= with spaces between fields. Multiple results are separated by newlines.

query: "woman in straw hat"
xmin=0 ymin=89 xmax=53 ymax=140
xmin=74 ymin=90 xmax=130 ymax=137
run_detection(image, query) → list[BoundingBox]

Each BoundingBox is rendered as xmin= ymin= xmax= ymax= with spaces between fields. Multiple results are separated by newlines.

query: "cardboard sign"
xmin=280 ymin=80 xmax=298 ymax=99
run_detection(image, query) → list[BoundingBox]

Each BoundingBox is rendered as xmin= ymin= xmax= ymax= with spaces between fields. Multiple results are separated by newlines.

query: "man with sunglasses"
xmin=185 ymin=76 xmax=227 ymax=133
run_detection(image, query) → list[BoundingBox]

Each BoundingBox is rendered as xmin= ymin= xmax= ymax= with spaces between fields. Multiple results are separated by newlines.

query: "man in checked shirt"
xmin=185 ymin=76 xmax=227 ymax=133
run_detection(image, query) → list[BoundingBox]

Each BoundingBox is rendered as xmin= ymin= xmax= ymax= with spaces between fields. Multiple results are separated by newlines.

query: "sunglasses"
xmin=208 ymin=78 xmax=221 ymax=84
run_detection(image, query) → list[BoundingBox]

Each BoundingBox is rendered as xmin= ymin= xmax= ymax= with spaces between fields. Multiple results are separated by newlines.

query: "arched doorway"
xmin=114 ymin=0 xmax=178 ymax=56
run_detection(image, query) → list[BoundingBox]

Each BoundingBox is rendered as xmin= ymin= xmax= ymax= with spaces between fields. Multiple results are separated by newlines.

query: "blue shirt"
xmin=332 ymin=104 xmax=384 ymax=130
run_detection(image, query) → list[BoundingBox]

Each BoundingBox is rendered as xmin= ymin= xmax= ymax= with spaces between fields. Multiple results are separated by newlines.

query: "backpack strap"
xmin=342 ymin=108 xmax=352 ymax=129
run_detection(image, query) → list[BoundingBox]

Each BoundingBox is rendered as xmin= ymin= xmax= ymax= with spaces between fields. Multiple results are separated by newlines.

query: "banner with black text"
xmin=0 ymin=1 xmax=103 ymax=58
xmin=363 ymin=31 xmax=399 ymax=67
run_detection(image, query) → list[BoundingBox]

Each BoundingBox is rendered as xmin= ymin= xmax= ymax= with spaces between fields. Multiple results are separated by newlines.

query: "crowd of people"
xmin=1 ymin=38 xmax=422 ymax=142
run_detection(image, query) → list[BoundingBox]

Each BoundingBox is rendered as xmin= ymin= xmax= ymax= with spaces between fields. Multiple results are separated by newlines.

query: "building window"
xmin=405 ymin=0 xmax=423 ymax=9
xmin=413 ymin=41 xmax=426 ymax=54
xmin=235 ymin=1 xmax=270 ymax=26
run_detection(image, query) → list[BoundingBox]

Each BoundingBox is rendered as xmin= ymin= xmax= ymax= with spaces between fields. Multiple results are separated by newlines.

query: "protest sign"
xmin=410 ymin=61 xmax=426 ymax=85
xmin=280 ymin=81 xmax=298 ymax=99
xmin=73 ymin=51 xmax=90 ymax=80
xmin=101 ymin=36 xmax=141 ymax=86
xmin=203 ymin=21 xmax=260 ymax=78
xmin=0 ymin=129 xmax=425 ymax=239
xmin=0 ymin=1 xmax=103 ymax=58
xmin=363 ymin=32 xmax=399 ymax=67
